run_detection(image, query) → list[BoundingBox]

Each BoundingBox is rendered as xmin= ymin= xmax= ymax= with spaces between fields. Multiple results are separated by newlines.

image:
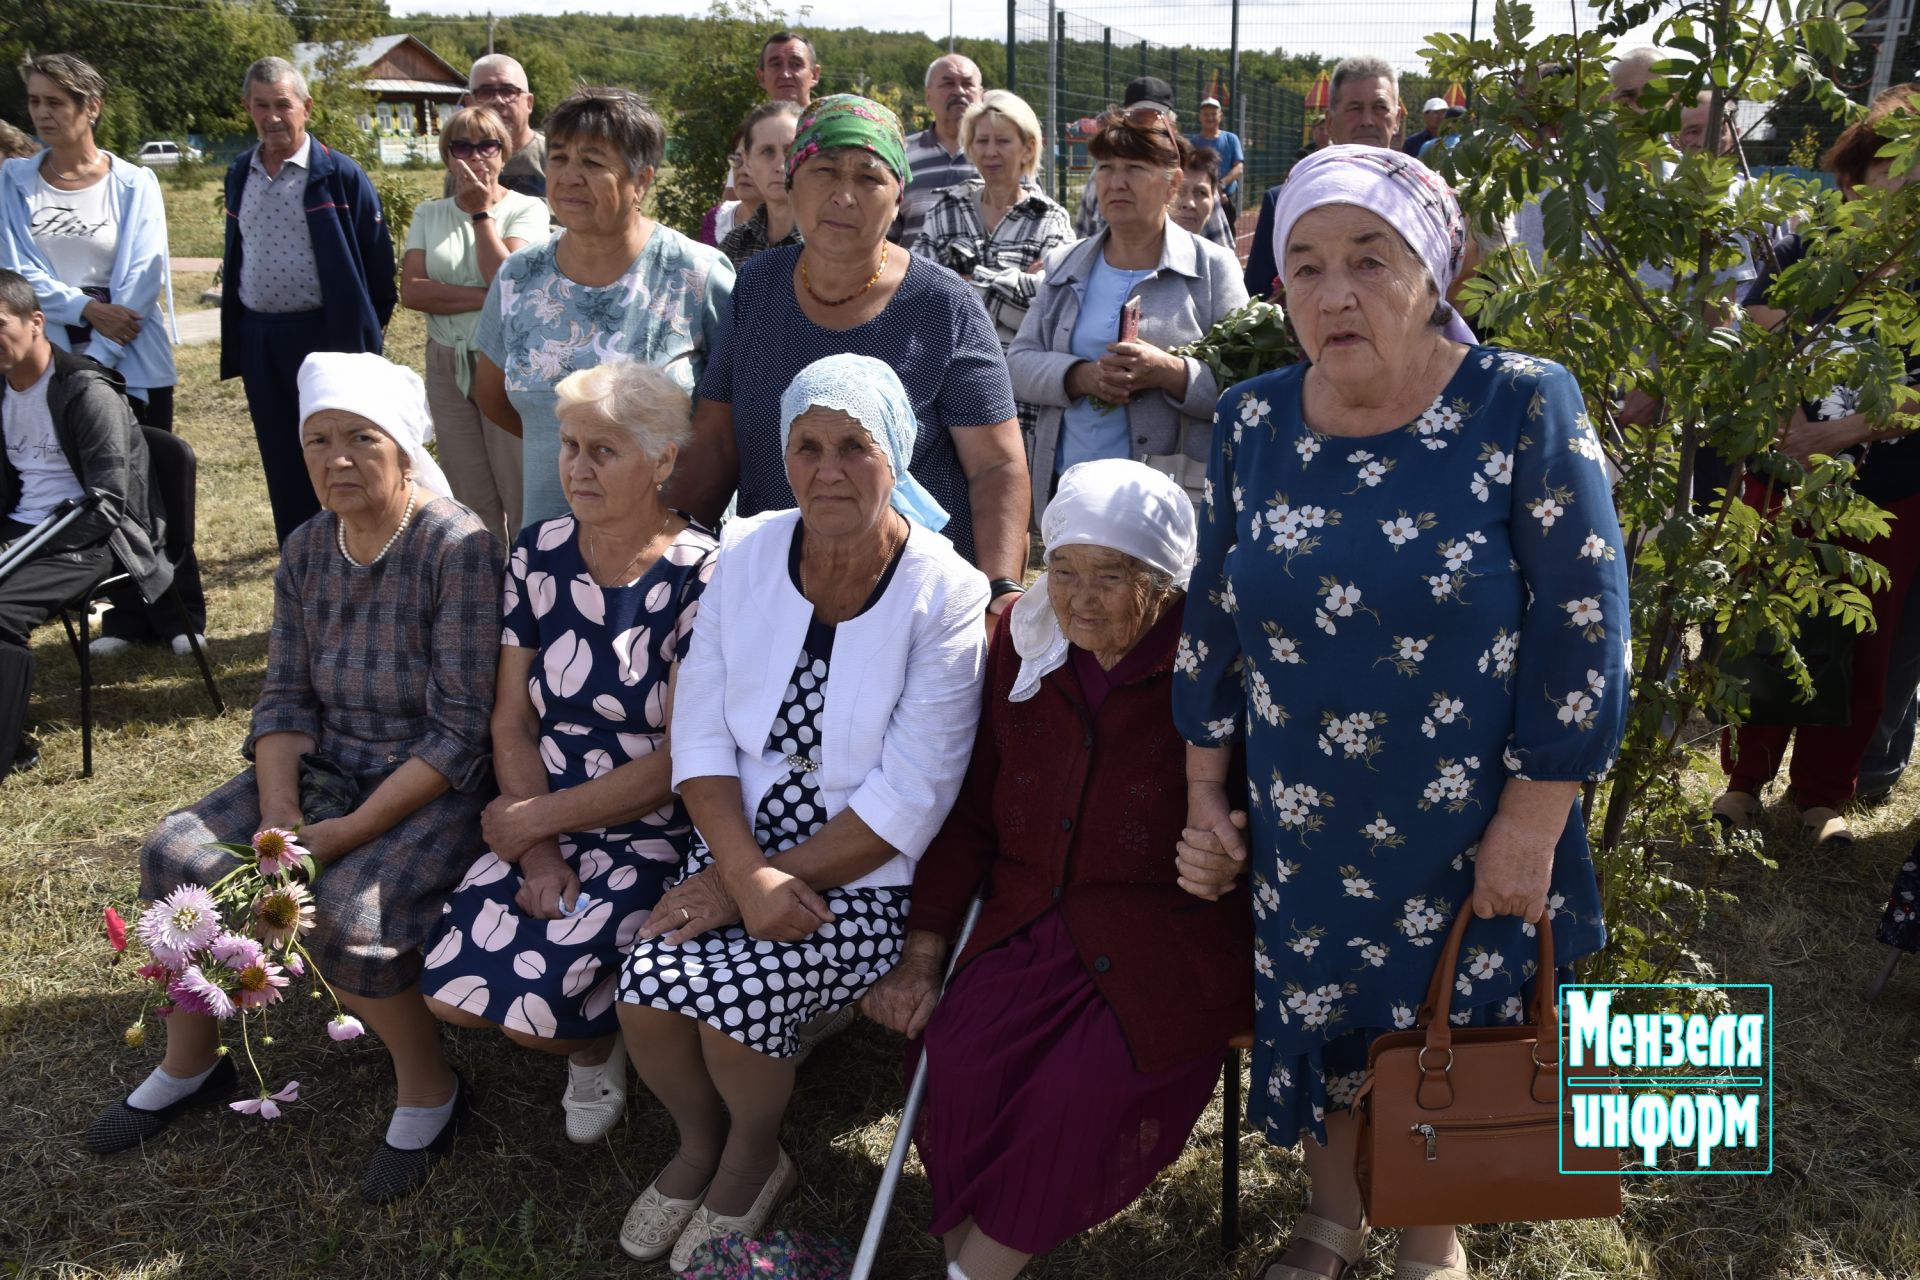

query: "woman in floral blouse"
xmin=1172 ymin=146 xmax=1630 ymax=1280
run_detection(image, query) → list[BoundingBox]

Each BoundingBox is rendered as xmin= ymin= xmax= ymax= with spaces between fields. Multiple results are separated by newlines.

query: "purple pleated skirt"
xmin=915 ymin=908 xmax=1226 ymax=1255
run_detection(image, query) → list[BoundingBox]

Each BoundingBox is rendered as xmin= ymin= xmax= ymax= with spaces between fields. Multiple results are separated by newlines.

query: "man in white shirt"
xmin=0 ymin=268 xmax=167 ymax=780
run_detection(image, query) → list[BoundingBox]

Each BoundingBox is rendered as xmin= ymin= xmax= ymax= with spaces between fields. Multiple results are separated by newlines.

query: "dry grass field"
xmin=0 ymin=174 xmax=1916 ymax=1279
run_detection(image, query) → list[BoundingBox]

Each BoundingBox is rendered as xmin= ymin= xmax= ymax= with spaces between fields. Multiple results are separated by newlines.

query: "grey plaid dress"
xmin=140 ymin=499 xmax=503 ymax=998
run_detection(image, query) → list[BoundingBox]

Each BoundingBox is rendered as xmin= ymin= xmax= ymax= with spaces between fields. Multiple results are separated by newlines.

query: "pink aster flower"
xmin=138 ymin=885 xmax=221 ymax=956
xmin=326 ymin=1014 xmax=366 ymax=1042
xmin=172 ymin=965 xmax=236 ymax=1019
xmin=233 ymin=957 xmax=288 ymax=1010
xmin=230 ymin=1080 xmax=300 ymax=1120
xmin=250 ymin=828 xmax=306 ymax=878
xmin=212 ymin=932 xmax=265 ymax=973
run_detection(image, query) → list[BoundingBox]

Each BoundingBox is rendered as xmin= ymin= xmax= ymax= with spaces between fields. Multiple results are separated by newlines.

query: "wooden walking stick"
xmin=850 ymin=895 xmax=984 ymax=1280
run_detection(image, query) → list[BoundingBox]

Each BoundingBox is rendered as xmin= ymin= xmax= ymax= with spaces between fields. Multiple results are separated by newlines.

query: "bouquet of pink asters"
xmin=104 ymin=828 xmax=367 ymax=1119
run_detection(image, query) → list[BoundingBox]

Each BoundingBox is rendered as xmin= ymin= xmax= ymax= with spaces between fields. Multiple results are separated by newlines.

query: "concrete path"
xmin=173 ymin=308 xmax=220 ymax=346
xmin=172 ymin=257 xmax=221 ymax=272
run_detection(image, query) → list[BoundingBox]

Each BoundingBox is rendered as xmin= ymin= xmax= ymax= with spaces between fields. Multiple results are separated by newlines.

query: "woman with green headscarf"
xmin=670 ymin=94 xmax=1034 ymax=621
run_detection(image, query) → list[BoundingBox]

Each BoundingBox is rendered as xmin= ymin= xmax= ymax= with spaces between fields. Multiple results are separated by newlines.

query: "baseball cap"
xmin=1422 ymin=96 xmax=1449 ymax=113
xmin=1200 ymin=95 xmax=1222 ymax=108
xmin=1122 ymin=76 xmax=1176 ymax=112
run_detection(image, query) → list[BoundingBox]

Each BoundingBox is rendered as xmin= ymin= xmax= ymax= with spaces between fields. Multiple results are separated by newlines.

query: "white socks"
xmin=385 ymin=1090 xmax=457 ymax=1150
xmin=127 ymin=1060 xmax=216 ymax=1111
xmin=170 ymin=634 xmax=205 ymax=657
xmin=948 ymin=1265 xmax=971 ymax=1280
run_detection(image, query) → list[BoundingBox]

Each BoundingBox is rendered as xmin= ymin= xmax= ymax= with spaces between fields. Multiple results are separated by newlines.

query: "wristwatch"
xmin=471 ymin=210 xmax=492 ymax=223
xmin=987 ymin=577 xmax=1024 ymax=615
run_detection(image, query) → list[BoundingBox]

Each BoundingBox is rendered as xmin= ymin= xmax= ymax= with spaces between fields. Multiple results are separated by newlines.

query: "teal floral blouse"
xmin=1172 ymin=346 xmax=1631 ymax=1145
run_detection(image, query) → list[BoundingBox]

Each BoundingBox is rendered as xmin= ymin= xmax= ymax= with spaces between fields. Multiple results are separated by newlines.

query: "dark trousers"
xmin=0 ymin=519 xmax=113 ymax=780
xmin=131 ymin=385 xmax=175 ymax=434
xmin=238 ymin=308 xmax=328 ymax=544
xmin=103 ymin=386 xmax=206 ymax=643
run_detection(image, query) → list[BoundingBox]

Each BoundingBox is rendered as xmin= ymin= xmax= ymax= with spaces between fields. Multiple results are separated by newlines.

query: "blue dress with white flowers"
xmin=1172 ymin=347 xmax=1630 ymax=1146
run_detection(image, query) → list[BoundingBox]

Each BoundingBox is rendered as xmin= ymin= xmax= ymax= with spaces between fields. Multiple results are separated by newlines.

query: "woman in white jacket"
xmin=613 ymin=353 xmax=989 ymax=1271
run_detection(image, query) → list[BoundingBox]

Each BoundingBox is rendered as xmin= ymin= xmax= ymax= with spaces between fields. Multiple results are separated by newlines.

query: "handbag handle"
xmin=1409 ymin=903 xmax=1560 ymax=1106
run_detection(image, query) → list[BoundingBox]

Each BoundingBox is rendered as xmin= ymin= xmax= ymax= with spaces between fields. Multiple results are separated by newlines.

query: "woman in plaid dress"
xmin=87 ymin=354 xmax=503 ymax=1205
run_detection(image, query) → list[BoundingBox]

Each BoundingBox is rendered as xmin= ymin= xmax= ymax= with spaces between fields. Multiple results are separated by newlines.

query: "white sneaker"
xmin=170 ymin=633 xmax=205 ymax=657
xmin=87 ymin=636 xmax=133 ymax=658
xmin=561 ymin=1035 xmax=627 ymax=1144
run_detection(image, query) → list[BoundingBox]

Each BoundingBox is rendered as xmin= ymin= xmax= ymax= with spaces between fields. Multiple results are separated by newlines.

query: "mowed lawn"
xmin=1 ymin=174 xmax=1919 ymax=1279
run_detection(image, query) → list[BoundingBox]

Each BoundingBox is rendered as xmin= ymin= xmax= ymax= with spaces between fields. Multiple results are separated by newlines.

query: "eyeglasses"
xmin=447 ymin=138 xmax=504 ymax=159
xmin=471 ymin=84 xmax=526 ymax=102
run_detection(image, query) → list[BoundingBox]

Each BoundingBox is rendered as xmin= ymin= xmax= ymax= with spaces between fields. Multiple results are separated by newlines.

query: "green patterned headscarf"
xmin=786 ymin=93 xmax=912 ymax=189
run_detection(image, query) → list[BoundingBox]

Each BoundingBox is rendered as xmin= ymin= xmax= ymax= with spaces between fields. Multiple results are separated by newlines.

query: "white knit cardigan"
xmin=670 ymin=509 xmax=990 ymax=889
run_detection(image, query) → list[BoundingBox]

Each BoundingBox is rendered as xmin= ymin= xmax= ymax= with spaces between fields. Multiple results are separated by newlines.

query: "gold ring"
xmin=681 ymin=907 xmax=691 ymax=923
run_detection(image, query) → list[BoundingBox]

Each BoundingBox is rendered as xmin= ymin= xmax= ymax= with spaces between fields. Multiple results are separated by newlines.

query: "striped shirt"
xmin=892 ymin=128 xmax=977 ymax=246
xmin=237 ymin=135 xmax=324 ymax=313
xmin=910 ymin=179 xmax=1073 ymax=344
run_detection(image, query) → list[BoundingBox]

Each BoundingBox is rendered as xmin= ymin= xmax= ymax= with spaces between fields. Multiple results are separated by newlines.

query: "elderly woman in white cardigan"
xmin=612 ymin=352 xmax=989 ymax=1270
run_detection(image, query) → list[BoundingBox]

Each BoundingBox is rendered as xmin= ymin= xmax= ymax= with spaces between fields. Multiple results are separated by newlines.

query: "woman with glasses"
xmin=402 ymin=107 xmax=551 ymax=538
xmin=1009 ymin=107 xmax=1247 ymax=523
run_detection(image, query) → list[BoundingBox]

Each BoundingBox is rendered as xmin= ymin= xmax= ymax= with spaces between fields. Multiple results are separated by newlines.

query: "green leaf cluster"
xmin=1426 ymin=0 xmax=1920 ymax=986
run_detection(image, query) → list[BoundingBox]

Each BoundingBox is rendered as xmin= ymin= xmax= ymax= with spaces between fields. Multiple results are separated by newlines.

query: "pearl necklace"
xmin=336 ymin=479 xmax=418 ymax=567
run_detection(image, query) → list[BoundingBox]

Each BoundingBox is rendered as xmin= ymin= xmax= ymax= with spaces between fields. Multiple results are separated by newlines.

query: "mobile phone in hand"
xmin=1118 ymin=295 xmax=1142 ymax=343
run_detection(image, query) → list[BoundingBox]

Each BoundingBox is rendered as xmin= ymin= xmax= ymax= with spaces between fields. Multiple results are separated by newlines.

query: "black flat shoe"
xmin=84 ymin=1055 xmax=237 ymax=1154
xmin=360 ymin=1070 xmax=471 ymax=1205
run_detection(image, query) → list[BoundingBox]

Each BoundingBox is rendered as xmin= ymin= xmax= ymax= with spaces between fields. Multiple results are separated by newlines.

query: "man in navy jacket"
xmin=221 ymin=56 xmax=394 ymax=542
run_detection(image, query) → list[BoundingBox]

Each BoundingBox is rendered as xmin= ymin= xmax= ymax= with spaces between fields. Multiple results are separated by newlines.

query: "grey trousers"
xmin=425 ymin=337 xmax=523 ymax=541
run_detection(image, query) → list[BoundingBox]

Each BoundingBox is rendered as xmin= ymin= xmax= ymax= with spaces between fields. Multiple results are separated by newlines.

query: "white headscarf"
xmin=296 ymin=352 xmax=452 ymax=497
xmin=1008 ymin=459 xmax=1197 ymax=702
xmin=778 ymin=353 xmax=951 ymax=531
xmin=1270 ymin=143 xmax=1477 ymax=345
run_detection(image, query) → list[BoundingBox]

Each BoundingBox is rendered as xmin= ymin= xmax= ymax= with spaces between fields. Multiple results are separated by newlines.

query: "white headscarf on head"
xmin=778 ymin=353 xmax=951 ymax=531
xmin=1008 ymin=458 xmax=1197 ymax=703
xmin=1270 ymin=143 xmax=1477 ymax=345
xmin=296 ymin=351 xmax=452 ymax=498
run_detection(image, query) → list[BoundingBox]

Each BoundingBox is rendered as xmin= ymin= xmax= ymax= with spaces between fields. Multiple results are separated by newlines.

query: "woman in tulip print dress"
xmin=1172 ymin=147 xmax=1630 ymax=1280
xmin=425 ymin=363 xmax=717 ymax=1146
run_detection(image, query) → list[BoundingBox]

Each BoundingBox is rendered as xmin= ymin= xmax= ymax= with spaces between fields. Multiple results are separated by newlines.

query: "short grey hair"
xmin=545 ymin=86 xmax=665 ymax=177
xmin=19 ymin=53 xmax=107 ymax=110
xmin=1610 ymin=46 xmax=1661 ymax=81
xmin=244 ymin=56 xmax=309 ymax=102
xmin=1330 ymin=56 xmax=1400 ymax=107
xmin=553 ymin=362 xmax=692 ymax=461
xmin=467 ymin=53 xmax=529 ymax=92
xmin=925 ymin=53 xmax=982 ymax=92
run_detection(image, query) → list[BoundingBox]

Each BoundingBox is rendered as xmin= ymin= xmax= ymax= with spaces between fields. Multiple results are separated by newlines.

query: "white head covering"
xmin=1008 ymin=459 xmax=1197 ymax=702
xmin=296 ymin=352 xmax=452 ymax=497
xmin=1270 ymin=143 xmax=1477 ymax=345
xmin=778 ymin=353 xmax=950 ymax=531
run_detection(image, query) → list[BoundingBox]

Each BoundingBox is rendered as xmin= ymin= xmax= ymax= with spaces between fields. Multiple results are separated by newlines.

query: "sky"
xmin=398 ymin=0 xmax=1661 ymax=71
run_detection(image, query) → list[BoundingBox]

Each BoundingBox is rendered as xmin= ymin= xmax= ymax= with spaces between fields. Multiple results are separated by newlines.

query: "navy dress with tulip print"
xmin=1173 ymin=347 xmax=1631 ymax=1146
xmin=423 ymin=515 xmax=717 ymax=1041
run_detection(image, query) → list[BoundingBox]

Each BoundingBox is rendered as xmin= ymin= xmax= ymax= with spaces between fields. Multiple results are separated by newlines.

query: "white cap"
xmin=1200 ymin=96 xmax=1222 ymax=108
xmin=1422 ymin=96 xmax=1450 ymax=113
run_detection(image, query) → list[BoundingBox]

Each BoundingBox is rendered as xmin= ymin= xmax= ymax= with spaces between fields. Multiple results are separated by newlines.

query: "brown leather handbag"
xmin=1353 ymin=906 xmax=1622 ymax=1227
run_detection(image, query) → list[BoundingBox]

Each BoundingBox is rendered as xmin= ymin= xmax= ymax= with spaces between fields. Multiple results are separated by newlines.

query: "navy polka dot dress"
xmin=618 ymin=526 xmax=912 ymax=1057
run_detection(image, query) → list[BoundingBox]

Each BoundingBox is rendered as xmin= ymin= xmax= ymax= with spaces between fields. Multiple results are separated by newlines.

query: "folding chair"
xmin=0 ymin=431 xmax=223 ymax=777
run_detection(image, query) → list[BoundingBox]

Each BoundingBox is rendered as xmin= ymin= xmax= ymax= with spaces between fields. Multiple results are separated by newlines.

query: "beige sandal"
xmin=1391 ymin=1260 xmax=1473 ymax=1280
xmin=1711 ymin=790 xmax=1761 ymax=828
xmin=1800 ymin=806 xmax=1853 ymax=846
xmin=1259 ymin=1211 xmax=1369 ymax=1280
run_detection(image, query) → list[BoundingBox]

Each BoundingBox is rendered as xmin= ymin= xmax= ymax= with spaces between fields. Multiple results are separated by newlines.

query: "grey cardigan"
xmin=1008 ymin=224 xmax=1249 ymax=522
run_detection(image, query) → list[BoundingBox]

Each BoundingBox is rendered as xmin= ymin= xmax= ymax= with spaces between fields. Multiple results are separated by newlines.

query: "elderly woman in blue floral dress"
xmin=423 ymin=361 xmax=717 ymax=1145
xmin=86 ymin=353 xmax=503 ymax=1205
xmin=1172 ymin=146 xmax=1631 ymax=1280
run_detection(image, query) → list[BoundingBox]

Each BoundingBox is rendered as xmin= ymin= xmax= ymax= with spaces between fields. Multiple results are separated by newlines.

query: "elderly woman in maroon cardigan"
xmin=862 ymin=458 xmax=1253 ymax=1280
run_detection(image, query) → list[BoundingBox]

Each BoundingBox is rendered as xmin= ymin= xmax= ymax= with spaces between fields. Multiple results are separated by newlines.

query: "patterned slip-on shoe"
xmin=670 ymin=1147 xmax=799 ymax=1273
xmin=360 ymin=1071 xmax=471 ymax=1205
xmin=1259 ymin=1210 xmax=1370 ymax=1280
xmin=619 ymin=1171 xmax=710 ymax=1262
xmin=1391 ymin=1259 xmax=1474 ymax=1280
xmin=84 ymin=1055 xmax=237 ymax=1154
xmin=1801 ymin=806 xmax=1853 ymax=847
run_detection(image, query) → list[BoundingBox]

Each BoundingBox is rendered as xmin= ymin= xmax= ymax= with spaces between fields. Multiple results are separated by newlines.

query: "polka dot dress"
xmin=618 ymin=527 xmax=911 ymax=1058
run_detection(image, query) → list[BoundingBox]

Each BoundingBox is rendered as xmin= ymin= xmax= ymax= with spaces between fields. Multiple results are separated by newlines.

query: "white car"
xmin=134 ymin=140 xmax=202 ymax=167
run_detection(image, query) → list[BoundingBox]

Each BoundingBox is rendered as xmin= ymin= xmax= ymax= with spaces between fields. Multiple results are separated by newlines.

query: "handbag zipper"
xmin=1411 ymin=1115 xmax=1559 ymax=1160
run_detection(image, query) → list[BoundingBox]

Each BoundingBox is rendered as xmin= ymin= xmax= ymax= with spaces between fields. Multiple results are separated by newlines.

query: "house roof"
xmin=358 ymin=78 xmax=466 ymax=98
xmin=290 ymin=34 xmax=465 ymax=89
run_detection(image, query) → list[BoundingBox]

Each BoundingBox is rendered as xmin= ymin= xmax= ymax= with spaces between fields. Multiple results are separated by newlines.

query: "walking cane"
xmin=850 ymin=894 xmax=984 ymax=1280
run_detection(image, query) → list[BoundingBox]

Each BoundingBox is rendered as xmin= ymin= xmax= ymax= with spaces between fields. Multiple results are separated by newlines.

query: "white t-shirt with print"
xmin=27 ymin=170 xmax=117 ymax=292
xmin=4 ymin=363 xmax=85 ymax=525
